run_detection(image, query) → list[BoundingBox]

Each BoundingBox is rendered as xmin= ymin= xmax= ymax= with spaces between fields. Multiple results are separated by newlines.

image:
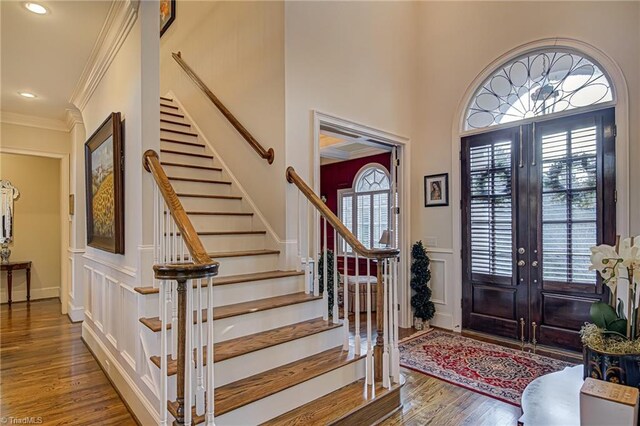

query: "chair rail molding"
xmin=69 ymin=0 xmax=140 ymax=111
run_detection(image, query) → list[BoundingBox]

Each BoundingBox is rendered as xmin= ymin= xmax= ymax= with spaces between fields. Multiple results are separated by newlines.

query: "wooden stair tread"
xmin=166 ymin=230 xmax=266 ymax=236
xmin=168 ymin=177 xmax=232 ymax=185
xmin=135 ymin=270 xmax=304 ymax=297
xmin=161 ymin=138 xmax=205 ymax=148
xmin=161 ymin=128 xmax=198 ymax=137
xmin=176 ymin=193 xmax=241 ymax=200
xmin=168 ymin=346 xmax=363 ymax=420
xmin=149 ymin=317 xmax=341 ymax=375
xmin=138 ymin=291 xmax=316 ymax=331
xmin=263 ymin=378 xmax=404 ymax=426
xmin=161 ymin=103 xmax=179 ymax=110
xmin=161 ymin=111 xmax=184 ymax=118
xmin=207 ymin=249 xmax=279 ymax=258
xmin=160 ymin=162 xmax=222 ymax=172
xmin=187 ymin=211 xmax=253 ymax=217
xmin=160 ymin=149 xmax=213 ymax=159
xmin=160 ymin=119 xmax=190 ymax=127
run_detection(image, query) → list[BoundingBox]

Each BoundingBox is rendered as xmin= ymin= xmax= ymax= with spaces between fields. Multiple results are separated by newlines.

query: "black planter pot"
xmin=583 ymin=344 xmax=640 ymax=388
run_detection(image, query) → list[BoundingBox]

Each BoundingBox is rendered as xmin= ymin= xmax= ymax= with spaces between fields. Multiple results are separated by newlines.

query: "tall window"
xmin=339 ymin=165 xmax=390 ymax=252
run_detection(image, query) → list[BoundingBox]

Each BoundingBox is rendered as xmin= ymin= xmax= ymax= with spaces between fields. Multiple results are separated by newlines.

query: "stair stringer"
xmin=165 ymin=90 xmax=297 ymax=271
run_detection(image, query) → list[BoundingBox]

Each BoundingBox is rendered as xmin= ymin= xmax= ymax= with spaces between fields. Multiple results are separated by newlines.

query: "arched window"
xmin=465 ymin=50 xmax=613 ymax=130
xmin=339 ymin=164 xmax=390 ymax=251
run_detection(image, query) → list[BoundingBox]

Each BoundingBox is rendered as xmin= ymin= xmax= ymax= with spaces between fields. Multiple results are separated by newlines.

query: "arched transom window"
xmin=465 ymin=50 xmax=613 ymax=130
xmin=339 ymin=164 xmax=390 ymax=251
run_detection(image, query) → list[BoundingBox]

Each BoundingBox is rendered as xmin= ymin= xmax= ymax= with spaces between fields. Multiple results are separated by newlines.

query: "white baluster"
xmin=171 ymin=279 xmax=178 ymax=358
xmin=304 ymin=200 xmax=311 ymax=294
xmin=366 ymin=259 xmax=373 ymax=388
xmin=313 ymin=209 xmax=319 ymax=297
xmin=297 ymin=190 xmax=302 ymax=272
xmin=185 ymin=280 xmax=193 ymax=426
xmin=196 ymin=279 xmax=205 ymax=416
xmin=392 ymin=257 xmax=400 ymax=383
xmin=382 ymin=260 xmax=390 ymax=389
xmin=354 ymin=253 xmax=361 ymax=356
xmin=160 ymin=280 xmax=169 ymax=425
xmin=206 ymin=276 xmax=215 ymax=425
xmin=343 ymin=244 xmax=349 ymax=350
xmin=322 ymin=216 xmax=328 ymax=321
xmin=332 ymin=229 xmax=338 ymax=323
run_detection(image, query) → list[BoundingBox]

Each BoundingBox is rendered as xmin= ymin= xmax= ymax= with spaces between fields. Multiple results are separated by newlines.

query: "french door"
xmin=461 ymin=108 xmax=616 ymax=351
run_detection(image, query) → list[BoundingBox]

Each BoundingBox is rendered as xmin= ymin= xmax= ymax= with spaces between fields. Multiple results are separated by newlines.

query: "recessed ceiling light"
xmin=24 ymin=2 xmax=48 ymax=15
xmin=18 ymin=92 xmax=37 ymax=99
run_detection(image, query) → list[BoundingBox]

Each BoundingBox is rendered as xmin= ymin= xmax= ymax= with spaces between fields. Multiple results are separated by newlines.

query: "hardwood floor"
xmin=0 ymin=299 xmax=136 ymax=425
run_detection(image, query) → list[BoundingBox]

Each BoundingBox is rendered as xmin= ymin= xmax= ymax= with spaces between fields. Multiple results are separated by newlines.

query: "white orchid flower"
xmin=589 ymin=244 xmax=619 ymax=272
xmin=619 ymin=237 xmax=640 ymax=271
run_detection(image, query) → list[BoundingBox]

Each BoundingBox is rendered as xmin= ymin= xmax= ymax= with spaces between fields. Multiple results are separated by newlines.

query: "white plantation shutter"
xmin=469 ymin=141 xmax=513 ymax=278
xmin=541 ymin=126 xmax=598 ymax=284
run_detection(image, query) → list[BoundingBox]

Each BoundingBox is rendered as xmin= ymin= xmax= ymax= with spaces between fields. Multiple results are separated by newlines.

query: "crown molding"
xmin=0 ymin=111 xmax=69 ymax=132
xmin=65 ymin=109 xmax=84 ymax=131
xmin=69 ymin=0 xmax=140 ymax=111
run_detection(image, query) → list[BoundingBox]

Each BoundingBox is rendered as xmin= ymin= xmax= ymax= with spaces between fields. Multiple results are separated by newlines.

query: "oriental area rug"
xmin=399 ymin=330 xmax=574 ymax=406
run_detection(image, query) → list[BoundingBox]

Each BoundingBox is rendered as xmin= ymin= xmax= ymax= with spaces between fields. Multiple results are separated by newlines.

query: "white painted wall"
xmin=160 ymin=1 xmax=287 ymax=239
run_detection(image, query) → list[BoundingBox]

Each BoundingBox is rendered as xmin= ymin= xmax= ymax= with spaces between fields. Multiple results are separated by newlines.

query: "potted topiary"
xmin=582 ymin=236 xmax=640 ymax=386
xmin=410 ymin=241 xmax=435 ymax=330
xmin=318 ymin=249 xmax=335 ymax=317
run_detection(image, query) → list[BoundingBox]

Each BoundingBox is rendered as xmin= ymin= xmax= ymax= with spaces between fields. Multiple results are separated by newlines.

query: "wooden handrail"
xmin=172 ymin=51 xmax=275 ymax=165
xmin=143 ymin=149 xmax=217 ymax=266
xmin=286 ymin=166 xmax=400 ymax=260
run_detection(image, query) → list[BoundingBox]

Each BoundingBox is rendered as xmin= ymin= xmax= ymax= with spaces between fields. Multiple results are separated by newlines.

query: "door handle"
xmin=517 ymin=260 xmax=526 ymax=267
xmin=531 ymin=261 xmax=539 ymax=267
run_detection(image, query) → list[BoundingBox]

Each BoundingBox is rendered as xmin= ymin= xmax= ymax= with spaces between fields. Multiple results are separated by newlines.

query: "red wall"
xmin=320 ymin=153 xmax=391 ymax=276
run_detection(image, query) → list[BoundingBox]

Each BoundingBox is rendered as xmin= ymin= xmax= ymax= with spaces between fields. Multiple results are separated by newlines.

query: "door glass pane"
xmin=541 ymin=125 xmax=597 ymax=284
xmin=469 ymin=140 xmax=513 ymax=277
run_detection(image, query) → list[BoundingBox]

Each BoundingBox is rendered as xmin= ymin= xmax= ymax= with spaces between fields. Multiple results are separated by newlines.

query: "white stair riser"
xmin=168 ymin=180 xmax=232 ymax=196
xmin=161 ymin=152 xmax=213 ymax=167
xmin=144 ymin=298 xmax=324 ymax=348
xmin=200 ymin=233 xmax=266 ymax=252
xmin=160 ymin=105 xmax=180 ymax=115
xmin=216 ymin=358 xmax=366 ymax=425
xmin=161 ymin=129 xmax=199 ymax=143
xmin=161 ymin=165 xmax=224 ymax=180
xmin=214 ymin=326 xmax=343 ymax=386
xmin=160 ymin=121 xmax=195 ymax=133
xmin=214 ymin=253 xmax=280 ymax=277
xmin=188 ymin=214 xmax=254 ymax=231
xmin=178 ymin=196 xmax=244 ymax=212
xmin=160 ymin=140 xmax=207 ymax=156
xmin=160 ymin=112 xmax=186 ymax=123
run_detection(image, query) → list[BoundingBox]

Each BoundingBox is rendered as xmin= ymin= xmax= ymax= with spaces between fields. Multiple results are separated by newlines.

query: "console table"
xmin=519 ymin=364 xmax=583 ymax=426
xmin=1 ymin=261 xmax=32 ymax=305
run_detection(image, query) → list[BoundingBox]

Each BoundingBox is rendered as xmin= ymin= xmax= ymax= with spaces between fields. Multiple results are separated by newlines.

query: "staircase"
xmin=136 ymin=97 xmax=403 ymax=425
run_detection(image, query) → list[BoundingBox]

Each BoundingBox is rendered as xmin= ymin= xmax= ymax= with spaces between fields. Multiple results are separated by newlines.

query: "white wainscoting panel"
xmin=83 ymin=265 xmax=93 ymax=320
xmin=120 ymin=284 xmax=138 ymax=370
xmin=105 ymin=275 xmax=119 ymax=349
xmin=426 ymin=248 xmax=455 ymax=330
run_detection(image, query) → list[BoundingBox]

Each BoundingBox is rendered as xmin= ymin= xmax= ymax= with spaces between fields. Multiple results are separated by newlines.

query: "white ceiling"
xmin=319 ymin=131 xmax=390 ymax=164
xmin=1 ymin=0 xmax=112 ymax=121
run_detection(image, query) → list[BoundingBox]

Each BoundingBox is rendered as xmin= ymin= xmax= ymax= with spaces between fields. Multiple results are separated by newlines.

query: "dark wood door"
xmin=462 ymin=108 xmax=616 ymax=351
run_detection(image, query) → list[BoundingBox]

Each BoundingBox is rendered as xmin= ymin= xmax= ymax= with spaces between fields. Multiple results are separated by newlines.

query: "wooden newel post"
xmin=175 ymin=278 xmax=187 ymax=426
xmin=374 ymin=258 xmax=384 ymax=381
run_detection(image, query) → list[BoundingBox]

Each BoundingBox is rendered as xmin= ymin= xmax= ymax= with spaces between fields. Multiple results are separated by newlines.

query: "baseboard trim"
xmin=0 ymin=287 xmax=60 ymax=304
xmin=67 ymin=300 xmax=85 ymax=322
xmin=82 ymin=323 xmax=159 ymax=425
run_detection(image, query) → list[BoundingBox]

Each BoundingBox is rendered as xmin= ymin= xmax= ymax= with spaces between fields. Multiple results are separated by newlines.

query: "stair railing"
xmin=172 ymin=51 xmax=275 ymax=165
xmin=144 ymin=149 xmax=218 ymax=426
xmin=286 ymin=166 xmax=401 ymax=389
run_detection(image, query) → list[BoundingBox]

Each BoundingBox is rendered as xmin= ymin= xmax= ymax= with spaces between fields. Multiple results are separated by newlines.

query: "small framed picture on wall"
xmin=424 ymin=173 xmax=449 ymax=207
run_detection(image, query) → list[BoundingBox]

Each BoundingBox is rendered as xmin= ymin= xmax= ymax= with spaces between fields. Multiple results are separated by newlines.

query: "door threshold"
xmin=461 ymin=329 xmax=582 ymax=364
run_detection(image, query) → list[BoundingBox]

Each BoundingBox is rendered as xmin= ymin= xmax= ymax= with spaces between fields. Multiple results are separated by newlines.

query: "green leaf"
xmin=590 ymin=301 xmax=619 ymax=329
xmin=607 ymin=318 xmax=629 ymax=336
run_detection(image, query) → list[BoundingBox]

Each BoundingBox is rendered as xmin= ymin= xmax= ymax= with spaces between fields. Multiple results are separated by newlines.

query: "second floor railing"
xmin=286 ymin=166 xmax=401 ymax=388
xmin=172 ymin=51 xmax=275 ymax=165
xmin=144 ymin=149 xmax=218 ymax=426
